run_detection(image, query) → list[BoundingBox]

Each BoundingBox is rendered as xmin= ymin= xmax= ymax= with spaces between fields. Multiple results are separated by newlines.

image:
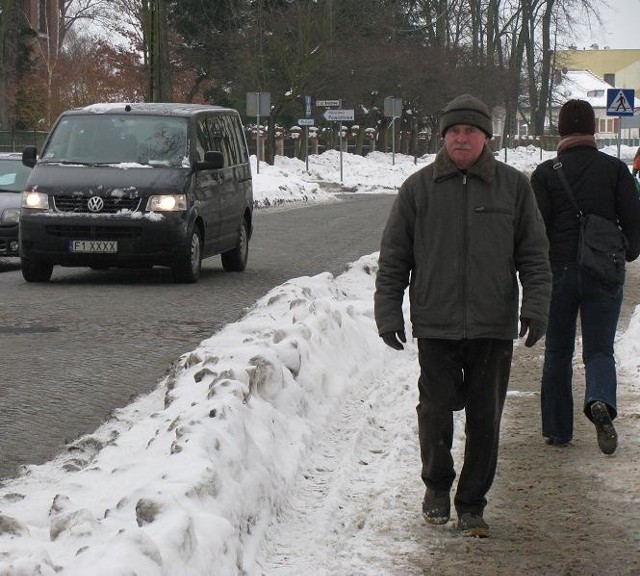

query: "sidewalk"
xmin=427 ymin=261 xmax=640 ymax=575
xmin=258 ymin=261 xmax=640 ymax=575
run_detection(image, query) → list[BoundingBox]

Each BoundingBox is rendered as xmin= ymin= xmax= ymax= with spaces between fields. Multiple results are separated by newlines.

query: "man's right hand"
xmin=380 ymin=330 xmax=406 ymax=350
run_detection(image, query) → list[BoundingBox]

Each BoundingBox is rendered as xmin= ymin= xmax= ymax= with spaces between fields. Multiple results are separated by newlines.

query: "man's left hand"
xmin=519 ymin=317 xmax=547 ymax=347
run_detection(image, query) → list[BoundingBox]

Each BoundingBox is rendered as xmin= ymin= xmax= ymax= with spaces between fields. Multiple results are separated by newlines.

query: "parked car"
xmin=20 ymin=102 xmax=253 ymax=283
xmin=0 ymin=152 xmax=32 ymax=257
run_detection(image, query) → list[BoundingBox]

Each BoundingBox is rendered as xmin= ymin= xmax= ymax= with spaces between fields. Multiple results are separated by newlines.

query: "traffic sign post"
xmin=323 ymin=109 xmax=355 ymax=122
xmin=322 ymin=109 xmax=355 ymax=182
xmin=246 ymin=91 xmax=271 ymax=173
xmin=607 ymin=88 xmax=636 ymax=158
xmin=297 ymin=118 xmax=315 ymax=172
xmin=304 ymin=95 xmax=313 ymax=118
xmin=384 ymin=96 xmax=403 ymax=165
xmin=295 ymin=95 xmax=316 ymax=171
xmin=315 ymin=99 xmax=342 ymax=108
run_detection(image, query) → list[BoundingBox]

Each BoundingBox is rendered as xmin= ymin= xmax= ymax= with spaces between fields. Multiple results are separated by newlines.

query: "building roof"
xmin=552 ymin=69 xmax=612 ymax=109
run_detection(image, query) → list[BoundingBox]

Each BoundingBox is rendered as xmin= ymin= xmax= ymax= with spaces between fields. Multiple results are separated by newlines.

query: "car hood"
xmin=25 ymin=164 xmax=192 ymax=196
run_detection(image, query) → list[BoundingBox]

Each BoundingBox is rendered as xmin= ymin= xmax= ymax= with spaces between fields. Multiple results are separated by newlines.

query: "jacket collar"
xmin=433 ymin=145 xmax=495 ymax=184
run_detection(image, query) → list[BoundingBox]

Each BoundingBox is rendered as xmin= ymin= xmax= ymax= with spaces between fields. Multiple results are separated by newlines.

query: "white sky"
xmin=575 ymin=0 xmax=640 ymax=49
xmin=1 ymin=146 xmax=639 ymax=575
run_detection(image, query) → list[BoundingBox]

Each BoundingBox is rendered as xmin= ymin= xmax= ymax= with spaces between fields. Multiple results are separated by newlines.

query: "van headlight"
xmin=1 ymin=207 xmax=20 ymax=223
xmin=22 ymin=190 xmax=49 ymax=210
xmin=146 ymin=194 xmax=187 ymax=212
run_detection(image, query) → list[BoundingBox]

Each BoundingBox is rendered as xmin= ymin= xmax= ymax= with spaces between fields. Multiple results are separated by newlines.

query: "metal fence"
xmin=0 ymin=131 xmax=48 ymax=153
xmin=4 ymin=129 xmax=637 ymax=159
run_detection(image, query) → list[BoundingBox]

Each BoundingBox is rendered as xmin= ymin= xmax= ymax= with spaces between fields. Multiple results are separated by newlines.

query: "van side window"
xmin=197 ymin=116 xmax=225 ymax=163
xmin=221 ymin=116 xmax=244 ymax=166
xmin=196 ymin=114 xmax=247 ymax=168
xmin=196 ymin=119 xmax=209 ymax=161
xmin=229 ymin=116 xmax=249 ymax=164
xmin=206 ymin=116 xmax=230 ymax=167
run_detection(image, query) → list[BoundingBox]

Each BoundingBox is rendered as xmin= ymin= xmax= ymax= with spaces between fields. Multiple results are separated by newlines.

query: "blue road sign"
xmin=606 ymin=88 xmax=635 ymax=116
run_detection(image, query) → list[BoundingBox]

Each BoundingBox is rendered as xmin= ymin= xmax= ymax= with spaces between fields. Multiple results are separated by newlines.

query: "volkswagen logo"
xmin=87 ymin=196 xmax=104 ymax=212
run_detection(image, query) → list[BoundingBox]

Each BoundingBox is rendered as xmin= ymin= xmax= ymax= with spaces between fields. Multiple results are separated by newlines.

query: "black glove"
xmin=519 ymin=317 xmax=547 ymax=348
xmin=381 ymin=330 xmax=406 ymax=350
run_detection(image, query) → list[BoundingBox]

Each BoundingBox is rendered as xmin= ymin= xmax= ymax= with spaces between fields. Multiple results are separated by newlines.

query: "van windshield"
xmin=41 ymin=115 xmax=189 ymax=167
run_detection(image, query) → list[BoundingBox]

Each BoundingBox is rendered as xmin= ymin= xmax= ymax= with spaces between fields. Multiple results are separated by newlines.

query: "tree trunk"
xmin=0 ymin=0 xmax=19 ymax=129
xmin=147 ymin=0 xmax=172 ymax=102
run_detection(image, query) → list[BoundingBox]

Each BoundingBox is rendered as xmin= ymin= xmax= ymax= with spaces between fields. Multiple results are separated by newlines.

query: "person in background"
xmin=530 ymin=99 xmax=640 ymax=454
xmin=374 ymin=94 xmax=551 ymax=538
xmin=632 ymin=146 xmax=640 ymax=180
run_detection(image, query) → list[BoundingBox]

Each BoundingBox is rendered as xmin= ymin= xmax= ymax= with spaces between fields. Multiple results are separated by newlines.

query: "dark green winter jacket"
xmin=375 ymin=145 xmax=551 ymax=340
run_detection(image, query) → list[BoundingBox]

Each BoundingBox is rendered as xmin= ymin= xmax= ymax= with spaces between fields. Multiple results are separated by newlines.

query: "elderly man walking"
xmin=374 ymin=93 xmax=551 ymax=537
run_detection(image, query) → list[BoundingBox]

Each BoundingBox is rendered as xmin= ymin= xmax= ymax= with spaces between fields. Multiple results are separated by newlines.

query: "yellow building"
xmin=555 ymin=49 xmax=640 ymax=94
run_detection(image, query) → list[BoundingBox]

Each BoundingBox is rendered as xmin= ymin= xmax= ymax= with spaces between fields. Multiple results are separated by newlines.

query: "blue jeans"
xmin=541 ymin=262 xmax=623 ymax=443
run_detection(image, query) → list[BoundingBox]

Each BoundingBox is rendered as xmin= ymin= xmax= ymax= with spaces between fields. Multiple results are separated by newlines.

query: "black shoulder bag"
xmin=553 ymin=158 xmax=627 ymax=286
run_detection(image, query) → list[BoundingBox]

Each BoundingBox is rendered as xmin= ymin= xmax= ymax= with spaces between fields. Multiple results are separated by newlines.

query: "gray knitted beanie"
xmin=439 ymin=94 xmax=493 ymax=138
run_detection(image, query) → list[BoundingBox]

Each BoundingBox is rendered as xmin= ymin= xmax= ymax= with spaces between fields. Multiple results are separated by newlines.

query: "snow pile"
xmin=252 ymin=144 xmax=639 ymax=207
xmin=0 ymin=255 xmax=387 ymax=575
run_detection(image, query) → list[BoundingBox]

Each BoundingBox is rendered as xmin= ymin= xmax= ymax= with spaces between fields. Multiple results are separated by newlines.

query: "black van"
xmin=20 ymin=103 xmax=253 ymax=283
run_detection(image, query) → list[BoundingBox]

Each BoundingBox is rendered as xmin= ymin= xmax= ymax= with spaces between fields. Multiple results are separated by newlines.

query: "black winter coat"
xmin=531 ymin=145 xmax=640 ymax=263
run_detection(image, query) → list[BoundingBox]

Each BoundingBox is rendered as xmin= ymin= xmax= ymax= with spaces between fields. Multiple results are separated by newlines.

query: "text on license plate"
xmin=69 ymin=240 xmax=118 ymax=253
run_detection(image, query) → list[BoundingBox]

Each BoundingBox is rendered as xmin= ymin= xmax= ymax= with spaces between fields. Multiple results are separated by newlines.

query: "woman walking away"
xmin=531 ymin=99 xmax=640 ymax=454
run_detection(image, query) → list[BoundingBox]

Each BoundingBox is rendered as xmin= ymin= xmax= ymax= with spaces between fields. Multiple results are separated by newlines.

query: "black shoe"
xmin=545 ymin=437 xmax=570 ymax=447
xmin=590 ymin=401 xmax=617 ymax=455
xmin=422 ymin=489 xmax=450 ymax=525
xmin=457 ymin=513 xmax=489 ymax=538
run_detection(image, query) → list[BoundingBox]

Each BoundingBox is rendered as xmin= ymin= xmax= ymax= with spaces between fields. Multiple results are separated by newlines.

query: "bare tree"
xmin=60 ymin=0 xmax=112 ymax=48
xmin=0 ymin=0 xmax=20 ymax=128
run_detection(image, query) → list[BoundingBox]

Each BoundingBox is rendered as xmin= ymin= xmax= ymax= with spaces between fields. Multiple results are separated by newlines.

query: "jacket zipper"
xmin=462 ymin=174 xmax=468 ymax=339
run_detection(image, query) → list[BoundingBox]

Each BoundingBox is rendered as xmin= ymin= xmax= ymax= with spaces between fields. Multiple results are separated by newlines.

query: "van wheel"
xmin=21 ymin=258 xmax=53 ymax=282
xmin=221 ymin=219 xmax=249 ymax=272
xmin=172 ymin=227 xmax=202 ymax=283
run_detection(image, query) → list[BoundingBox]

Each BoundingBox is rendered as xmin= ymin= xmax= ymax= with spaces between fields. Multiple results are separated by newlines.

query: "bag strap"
xmin=552 ymin=158 xmax=583 ymax=218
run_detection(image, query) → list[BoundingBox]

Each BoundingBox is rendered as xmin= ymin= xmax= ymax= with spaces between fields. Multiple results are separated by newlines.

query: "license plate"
xmin=69 ymin=240 xmax=118 ymax=253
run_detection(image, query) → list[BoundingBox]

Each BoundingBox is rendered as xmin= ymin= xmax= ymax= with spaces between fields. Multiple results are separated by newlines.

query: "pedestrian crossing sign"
xmin=606 ymin=88 xmax=635 ymax=116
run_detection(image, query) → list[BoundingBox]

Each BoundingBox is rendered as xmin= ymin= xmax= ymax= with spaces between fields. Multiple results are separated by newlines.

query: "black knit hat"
xmin=439 ymin=94 xmax=493 ymax=138
xmin=558 ymin=99 xmax=596 ymax=136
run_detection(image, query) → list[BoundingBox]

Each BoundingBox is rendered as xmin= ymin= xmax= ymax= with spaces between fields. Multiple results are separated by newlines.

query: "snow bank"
xmin=0 ymin=255 xmax=386 ymax=575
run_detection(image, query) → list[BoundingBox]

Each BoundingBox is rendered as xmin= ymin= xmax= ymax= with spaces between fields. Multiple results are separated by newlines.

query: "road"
xmin=0 ymin=193 xmax=395 ymax=479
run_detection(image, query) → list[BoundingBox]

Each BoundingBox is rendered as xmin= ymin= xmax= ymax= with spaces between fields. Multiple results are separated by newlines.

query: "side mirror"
xmin=22 ymin=146 xmax=37 ymax=168
xmin=197 ymin=150 xmax=224 ymax=171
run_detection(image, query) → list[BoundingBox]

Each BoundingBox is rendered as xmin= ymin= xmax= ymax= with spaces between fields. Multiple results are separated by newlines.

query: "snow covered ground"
xmin=1 ymin=145 xmax=639 ymax=575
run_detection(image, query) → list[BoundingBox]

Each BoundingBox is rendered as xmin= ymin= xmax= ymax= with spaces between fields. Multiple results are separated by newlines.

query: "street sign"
xmin=606 ymin=88 xmax=635 ymax=116
xmin=297 ymin=118 xmax=315 ymax=126
xmin=323 ymin=109 xmax=355 ymax=121
xmin=384 ymin=96 xmax=403 ymax=118
xmin=246 ymin=92 xmax=271 ymax=117
xmin=621 ymin=114 xmax=640 ymax=129
xmin=316 ymin=99 xmax=342 ymax=108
